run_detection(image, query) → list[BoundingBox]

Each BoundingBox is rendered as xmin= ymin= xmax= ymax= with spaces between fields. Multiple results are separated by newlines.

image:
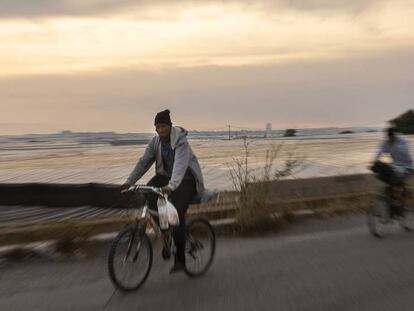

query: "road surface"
xmin=1 ymin=215 xmax=413 ymax=311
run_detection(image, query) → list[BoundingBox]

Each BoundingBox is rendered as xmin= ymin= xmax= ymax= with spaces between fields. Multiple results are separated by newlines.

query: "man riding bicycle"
xmin=121 ymin=109 xmax=204 ymax=273
xmin=371 ymin=127 xmax=413 ymax=215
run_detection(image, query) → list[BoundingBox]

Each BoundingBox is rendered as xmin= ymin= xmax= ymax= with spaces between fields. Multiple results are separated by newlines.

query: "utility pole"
xmin=228 ymin=125 xmax=231 ymax=140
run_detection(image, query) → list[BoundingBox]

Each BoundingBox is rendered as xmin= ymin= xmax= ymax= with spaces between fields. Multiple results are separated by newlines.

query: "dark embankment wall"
xmin=0 ymin=183 xmax=143 ymax=208
xmin=0 ymin=174 xmax=398 ymax=208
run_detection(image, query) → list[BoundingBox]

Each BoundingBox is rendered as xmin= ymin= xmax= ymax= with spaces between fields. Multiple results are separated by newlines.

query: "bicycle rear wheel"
xmin=108 ymin=226 xmax=153 ymax=292
xmin=185 ymin=218 xmax=215 ymax=277
xmin=367 ymin=197 xmax=391 ymax=238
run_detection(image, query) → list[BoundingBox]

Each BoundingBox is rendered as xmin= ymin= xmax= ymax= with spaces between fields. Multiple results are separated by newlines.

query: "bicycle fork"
xmin=123 ymin=220 xmax=147 ymax=263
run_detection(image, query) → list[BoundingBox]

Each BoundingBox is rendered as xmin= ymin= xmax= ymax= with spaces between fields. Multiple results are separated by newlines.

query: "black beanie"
xmin=387 ymin=127 xmax=395 ymax=138
xmin=154 ymin=109 xmax=172 ymax=126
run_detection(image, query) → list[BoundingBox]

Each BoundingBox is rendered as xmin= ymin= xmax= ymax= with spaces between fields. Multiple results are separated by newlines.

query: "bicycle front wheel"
xmin=108 ymin=226 xmax=153 ymax=292
xmin=185 ymin=218 xmax=216 ymax=277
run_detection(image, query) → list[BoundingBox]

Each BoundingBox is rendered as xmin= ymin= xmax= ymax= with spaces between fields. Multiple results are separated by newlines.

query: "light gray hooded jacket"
xmin=126 ymin=126 xmax=205 ymax=198
xmin=375 ymin=136 xmax=413 ymax=169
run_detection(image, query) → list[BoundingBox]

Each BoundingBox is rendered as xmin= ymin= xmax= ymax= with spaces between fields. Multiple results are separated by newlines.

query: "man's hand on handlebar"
xmin=120 ymin=183 xmax=131 ymax=192
xmin=120 ymin=183 xmax=171 ymax=195
xmin=161 ymin=186 xmax=172 ymax=195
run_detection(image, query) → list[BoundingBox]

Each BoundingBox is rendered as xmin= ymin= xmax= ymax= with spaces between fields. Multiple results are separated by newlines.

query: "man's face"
xmin=156 ymin=123 xmax=171 ymax=140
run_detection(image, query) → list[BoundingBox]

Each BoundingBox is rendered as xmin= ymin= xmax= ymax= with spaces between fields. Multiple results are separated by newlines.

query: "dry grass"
xmin=229 ymin=138 xmax=304 ymax=234
xmin=311 ymin=194 xmax=372 ymax=217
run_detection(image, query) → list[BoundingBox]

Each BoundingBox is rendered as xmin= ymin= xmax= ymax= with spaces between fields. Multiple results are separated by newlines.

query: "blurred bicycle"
xmin=107 ymin=185 xmax=215 ymax=292
xmin=367 ymin=161 xmax=414 ymax=238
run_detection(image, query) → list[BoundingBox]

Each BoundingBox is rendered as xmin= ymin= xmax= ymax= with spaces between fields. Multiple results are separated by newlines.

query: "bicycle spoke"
xmin=132 ymin=240 xmax=142 ymax=262
xmin=123 ymin=237 xmax=134 ymax=263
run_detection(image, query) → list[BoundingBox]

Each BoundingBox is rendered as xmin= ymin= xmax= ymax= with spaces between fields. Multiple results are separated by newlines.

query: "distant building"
xmin=265 ymin=123 xmax=272 ymax=138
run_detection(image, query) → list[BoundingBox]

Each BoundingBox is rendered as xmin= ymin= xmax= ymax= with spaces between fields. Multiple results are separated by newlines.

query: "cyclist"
xmin=121 ymin=109 xmax=204 ymax=273
xmin=371 ymin=127 xmax=413 ymax=215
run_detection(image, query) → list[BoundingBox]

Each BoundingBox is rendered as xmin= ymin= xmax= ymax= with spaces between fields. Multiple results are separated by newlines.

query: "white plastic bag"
xmin=157 ymin=197 xmax=169 ymax=230
xmin=157 ymin=196 xmax=180 ymax=229
xmin=166 ymin=200 xmax=180 ymax=226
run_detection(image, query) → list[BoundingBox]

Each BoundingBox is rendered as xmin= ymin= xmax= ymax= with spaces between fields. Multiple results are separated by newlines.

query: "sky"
xmin=1 ymin=0 xmax=414 ymax=134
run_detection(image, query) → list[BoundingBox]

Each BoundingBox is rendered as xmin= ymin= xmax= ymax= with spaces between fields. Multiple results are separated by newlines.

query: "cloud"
xmin=268 ymin=0 xmax=385 ymax=13
xmin=0 ymin=0 xmax=395 ymax=19
xmin=1 ymin=48 xmax=413 ymax=134
xmin=0 ymin=0 xmax=137 ymax=18
xmin=3 ymin=0 xmax=413 ymax=77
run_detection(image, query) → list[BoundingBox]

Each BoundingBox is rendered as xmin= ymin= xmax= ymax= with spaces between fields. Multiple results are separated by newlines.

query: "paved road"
xmin=1 ymin=215 xmax=414 ymax=311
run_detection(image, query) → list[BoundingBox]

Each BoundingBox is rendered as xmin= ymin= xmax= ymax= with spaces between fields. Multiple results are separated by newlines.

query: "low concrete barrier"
xmin=0 ymin=174 xmax=383 ymax=208
xmin=0 ymin=183 xmax=143 ymax=208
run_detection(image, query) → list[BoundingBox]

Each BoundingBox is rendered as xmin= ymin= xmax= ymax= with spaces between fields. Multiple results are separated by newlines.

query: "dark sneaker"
xmin=391 ymin=203 xmax=404 ymax=218
xmin=169 ymin=261 xmax=185 ymax=274
xmin=162 ymin=247 xmax=171 ymax=260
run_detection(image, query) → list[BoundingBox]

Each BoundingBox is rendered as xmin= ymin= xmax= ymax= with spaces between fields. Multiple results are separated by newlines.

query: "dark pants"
xmin=371 ymin=161 xmax=406 ymax=186
xmin=371 ymin=161 xmax=410 ymax=216
xmin=146 ymin=174 xmax=197 ymax=264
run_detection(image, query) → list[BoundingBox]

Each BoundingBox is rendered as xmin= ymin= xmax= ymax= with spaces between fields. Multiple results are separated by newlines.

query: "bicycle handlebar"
xmin=121 ymin=185 xmax=164 ymax=196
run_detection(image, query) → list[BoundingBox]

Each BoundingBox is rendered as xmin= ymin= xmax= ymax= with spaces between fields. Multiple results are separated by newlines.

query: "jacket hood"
xmin=170 ymin=126 xmax=188 ymax=149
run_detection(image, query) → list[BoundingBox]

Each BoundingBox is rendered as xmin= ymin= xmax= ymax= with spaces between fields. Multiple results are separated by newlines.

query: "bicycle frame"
xmin=140 ymin=205 xmax=163 ymax=238
xmin=109 ymin=186 xmax=216 ymax=291
xmin=125 ymin=185 xmax=174 ymax=243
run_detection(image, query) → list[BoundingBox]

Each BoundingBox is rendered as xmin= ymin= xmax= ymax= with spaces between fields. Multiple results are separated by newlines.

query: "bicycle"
xmin=367 ymin=175 xmax=414 ymax=238
xmin=108 ymin=185 xmax=216 ymax=292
